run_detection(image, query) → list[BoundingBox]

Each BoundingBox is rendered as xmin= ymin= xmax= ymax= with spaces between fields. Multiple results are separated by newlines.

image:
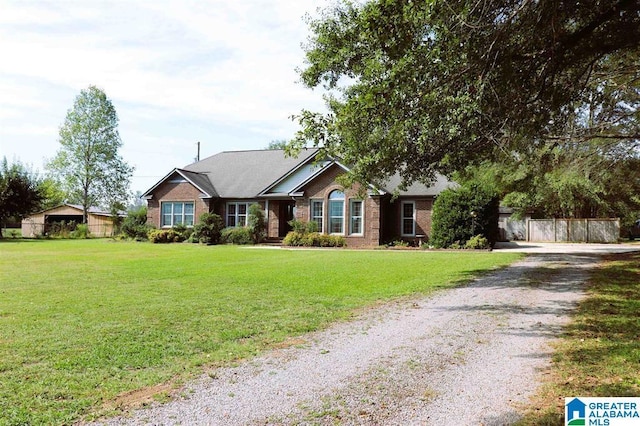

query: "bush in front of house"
xmin=121 ymin=207 xmax=152 ymax=240
xmin=247 ymin=203 xmax=266 ymax=243
xmin=191 ymin=212 xmax=224 ymax=244
xmin=465 ymin=234 xmax=490 ymax=250
xmin=282 ymin=220 xmax=345 ymax=247
xmin=148 ymin=228 xmax=187 ymax=243
xmin=221 ymin=226 xmax=253 ymax=245
xmin=430 ymin=183 xmax=500 ymax=249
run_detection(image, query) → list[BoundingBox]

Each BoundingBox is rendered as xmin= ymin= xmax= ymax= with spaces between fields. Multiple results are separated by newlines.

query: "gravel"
xmin=95 ymin=251 xmax=605 ymax=425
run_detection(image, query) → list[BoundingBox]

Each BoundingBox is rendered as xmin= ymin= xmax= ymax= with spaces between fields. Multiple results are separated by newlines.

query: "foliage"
xmin=293 ymin=0 xmax=640 ymax=188
xmin=221 ymin=226 xmax=253 ymax=245
xmin=46 ymin=221 xmax=76 ymax=239
xmin=47 ymin=86 xmax=133 ymax=223
xmin=247 ymin=203 xmax=266 ymax=243
xmin=282 ymin=219 xmax=346 ymax=247
xmin=38 ymin=177 xmax=66 ymax=211
xmin=148 ymin=229 xmax=186 ymax=244
xmin=288 ymin=219 xmax=319 ymax=234
xmin=282 ymin=231 xmax=346 ymax=247
xmin=431 ymin=183 xmax=500 ymax=248
xmin=464 ymin=234 xmax=490 ymax=250
xmin=71 ymin=224 xmax=90 ymax=239
xmin=0 ymin=157 xmax=43 ymax=233
xmin=266 ymin=139 xmax=290 ymax=150
xmin=120 ymin=206 xmax=151 ymax=240
xmin=191 ymin=212 xmax=224 ymax=245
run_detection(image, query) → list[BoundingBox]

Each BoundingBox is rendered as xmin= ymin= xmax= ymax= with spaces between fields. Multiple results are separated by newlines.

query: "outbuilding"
xmin=21 ymin=203 xmax=123 ymax=238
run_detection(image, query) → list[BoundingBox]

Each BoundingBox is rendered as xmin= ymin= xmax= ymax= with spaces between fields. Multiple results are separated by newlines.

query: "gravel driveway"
xmin=97 ymin=244 xmax=639 ymax=425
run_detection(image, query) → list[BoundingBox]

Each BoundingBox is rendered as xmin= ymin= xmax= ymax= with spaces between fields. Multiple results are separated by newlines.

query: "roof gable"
xmin=182 ymin=149 xmax=319 ymax=198
xmin=141 ymin=169 xmax=217 ymax=199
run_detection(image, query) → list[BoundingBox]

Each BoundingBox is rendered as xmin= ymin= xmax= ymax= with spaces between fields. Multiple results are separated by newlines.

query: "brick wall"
xmin=296 ymin=164 xmax=382 ymax=247
xmin=146 ymin=180 xmax=211 ymax=227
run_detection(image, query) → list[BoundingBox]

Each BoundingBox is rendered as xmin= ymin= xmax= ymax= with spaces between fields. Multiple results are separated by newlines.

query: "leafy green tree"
xmin=0 ymin=158 xmax=43 ymax=235
xmin=38 ymin=177 xmax=66 ymax=210
xmin=266 ymin=140 xmax=290 ymax=150
xmin=293 ymin=0 xmax=640 ymax=186
xmin=47 ymin=86 xmax=133 ymax=223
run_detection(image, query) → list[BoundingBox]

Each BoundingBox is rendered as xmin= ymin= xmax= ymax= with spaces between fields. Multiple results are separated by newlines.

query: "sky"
xmin=0 ymin=0 xmax=331 ymax=195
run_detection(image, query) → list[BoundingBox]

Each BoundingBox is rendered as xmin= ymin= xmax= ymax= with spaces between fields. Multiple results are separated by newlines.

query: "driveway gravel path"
xmin=97 ymin=245 xmax=638 ymax=425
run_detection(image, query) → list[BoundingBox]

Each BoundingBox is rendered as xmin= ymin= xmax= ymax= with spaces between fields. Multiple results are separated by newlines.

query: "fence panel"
xmin=527 ymin=219 xmax=620 ymax=243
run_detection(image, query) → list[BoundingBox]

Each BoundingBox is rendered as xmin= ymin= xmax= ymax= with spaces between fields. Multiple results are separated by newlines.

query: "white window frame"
xmin=328 ymin=190 xmax=345 ymax=235
xmin=401 ymin=201 xmax=416 ymax=236
xmin=161 ymin=201 xmax=195 ymax=228
xmin=310 ymin=199 xmax=324 ymax=233
xmin=226 ymin=202 xmax=250 ymax=227
xmin=349 ymin=199 xmax=364 ymax=235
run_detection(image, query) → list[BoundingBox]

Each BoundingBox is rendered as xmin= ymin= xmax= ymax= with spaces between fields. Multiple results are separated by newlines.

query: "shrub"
xmin=71 ymin=224 xmax=90 ymax=239
xmin=121 ymin=207 xmax=151 ymax=240
xmin=191 ymin=212 xmax=224 ymax=244
xmin=465 ymin=234 xmax=490 ymax=249
xmin=282 ymin=231 xmax=305 ymax=246
xmin=221 ymin=227 xmax=253 ymax=245
xmin=431 ymin=182 xmax=500 ymax=249
xmin=282 ymin=230 xmax=346 ymax=247
xmin=148 ymin=229 xmax=186 ymax=244
xmin=247 ymin=203 xmax=266 ymax=243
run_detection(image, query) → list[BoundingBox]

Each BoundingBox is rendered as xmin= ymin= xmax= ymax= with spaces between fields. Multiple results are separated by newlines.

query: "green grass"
xmin=0 ymin=239 xmax=521 ymax=425
xmin=516 ymin=251 xmax=640 ymax=425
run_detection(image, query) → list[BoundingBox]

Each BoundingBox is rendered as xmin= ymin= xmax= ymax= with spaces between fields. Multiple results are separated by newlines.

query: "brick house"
xmin=142 ymin=149 xmax=452 ymax=247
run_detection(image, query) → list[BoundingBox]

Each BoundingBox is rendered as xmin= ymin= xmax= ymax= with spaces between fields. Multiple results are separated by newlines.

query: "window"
xmin=328 ymin=190 xmax=345 ymax=234
xmin=401 ymin=201 xmax=415 ymax=236
xmin=349 ymin=200 xmax=363 ymax=235
xmin=227 ymin=202 xmax=249 ymax=227
xmin=161 ymin=202 xmax=194 ymax=227
xmin=310 ymin=200 xmax=323 ymax=233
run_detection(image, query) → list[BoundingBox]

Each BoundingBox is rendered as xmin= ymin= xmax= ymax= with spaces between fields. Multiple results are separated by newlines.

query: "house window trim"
xmin=328 ymin=190 xmax=345 ymax=235
xmin=349 ymin=199 xmax=364 ymax=236
xmin=400 ymin=200 xmax=416 ymax=237
xmin=161 ymin=201 xmax=195 ymax=228
xmin=226 ymin=201 xmax=251 ymax=227
xmin=310 ymin=199 xmax=324 ymax=233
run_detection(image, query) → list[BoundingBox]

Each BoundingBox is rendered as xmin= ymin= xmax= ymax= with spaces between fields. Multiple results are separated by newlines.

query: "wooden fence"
xmin=527 ymin=218 xmax=620 ymax=243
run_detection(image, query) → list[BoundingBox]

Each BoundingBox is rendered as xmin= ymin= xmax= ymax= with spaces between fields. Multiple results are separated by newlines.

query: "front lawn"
xmin=0 ymin=240 xmax=521 ymax=425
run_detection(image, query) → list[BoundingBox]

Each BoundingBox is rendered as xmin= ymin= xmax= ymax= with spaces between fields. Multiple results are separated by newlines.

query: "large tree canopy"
xmin=294 ymin=0 xmax=640 ymax=187
xmin=48 ymin=86 xmax=133 ymax=223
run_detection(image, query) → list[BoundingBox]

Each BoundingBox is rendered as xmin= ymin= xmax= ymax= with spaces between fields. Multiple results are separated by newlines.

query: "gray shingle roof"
xmin=182 ymin=149 xmax=319 ymax=198
xmin=380 ymin=173 xmax=455 ymax=196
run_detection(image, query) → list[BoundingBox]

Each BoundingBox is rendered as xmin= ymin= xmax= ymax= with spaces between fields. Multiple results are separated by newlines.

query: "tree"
xmin=266 ymin=139 xmax=290 ymax=150
xmin=38 ymin=177 xmax=66 ymax=210
xmin=293 ymin=0 xmax=640 ymax=187
xmin=0 ymin=158 xmax=43 ymax=235
xmin=47 ymin=86 xmax=133 ymax=223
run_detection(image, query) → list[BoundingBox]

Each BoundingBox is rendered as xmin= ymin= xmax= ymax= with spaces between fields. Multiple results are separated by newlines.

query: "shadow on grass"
xmin=0 ymin=238 xmax=46 ymax=243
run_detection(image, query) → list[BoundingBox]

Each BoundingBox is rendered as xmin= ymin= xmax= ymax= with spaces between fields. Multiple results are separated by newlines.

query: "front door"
xmin=278 ymin=201 xmax=295 ymax=237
